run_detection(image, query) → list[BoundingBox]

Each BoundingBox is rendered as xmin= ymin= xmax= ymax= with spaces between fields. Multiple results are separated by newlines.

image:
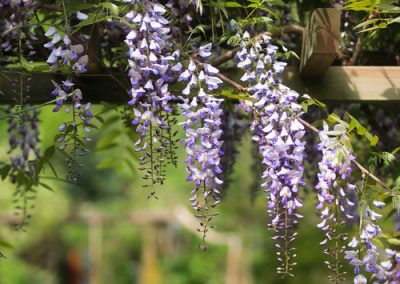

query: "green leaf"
xmin=354 ymin=18 xmax=380 ymax=30
xmin=356 ymin=125 xmax=367 ymax=135
xmin=387 ymin=238 xmax=400 ymax=245
xmin=327 ymin=114 xmax=349 ymax=127
xmin=0 ymin=165 xmax=11 ymax=180
xmin=196 ymin=0 xmax=203 ymax=15
xmin=47 ymin=161 xmax=58 ymax=178
xmin=96 ymin=129 xmax=121 ymax=150
xmin=224 ymin=2 xmax=243 ymax=8
xmin=43 ymin=146 xmax=56 ymax=163
xmin=66 ymin=3 xmax=95 ymax=13
xmin=378 ymin=22 xmax=388 ymax=29
xmin=96 ymin=2 xmax=119 ymax=16
xmin=39 ymin=182 xmax=54 ymax=192
xmin=73 ymin=14 xmax=110 ymax=32
xmin=29 ymin=62 xmax=52 ymax=72
xmin=96 ymin=142 xmax=118 ymax=152
xmin=370 ymin=135 xmax=379 ymax=146
xmin=392 ymin=146 xmax=400 ymax=155
xmin=0 ymin=240 xmax=13 ymax=249
xmin=389 ymin=16 xmax=400 ymax=24
xmin=348 ymin=118 xmax=357 ymax=132
xmin=96 ymin=158 xmax=117 ymax=170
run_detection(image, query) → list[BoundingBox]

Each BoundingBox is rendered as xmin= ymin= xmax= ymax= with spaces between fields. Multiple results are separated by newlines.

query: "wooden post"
xmin=300 ymin=8 xmax=341 ymax=77
xmin=87 ymin=214 xmax=103 ymax=284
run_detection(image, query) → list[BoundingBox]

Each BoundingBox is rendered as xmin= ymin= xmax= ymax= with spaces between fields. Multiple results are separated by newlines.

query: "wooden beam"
xmin=300 ymin=8 xmax=341 ymax=77
xmin=0 ymin=70 xmax=129 ymax=104
xmin=283 ymin=66 xmax=400 ymax=102
xmin=1 ymin=67 xmax=400 ymax=104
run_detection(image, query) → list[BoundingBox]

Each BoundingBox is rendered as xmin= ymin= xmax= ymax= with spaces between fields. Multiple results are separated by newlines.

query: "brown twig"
xmin=200 ymin=59 xmax=391 ymax=191
xmin=344 ymin=11 xmax=377 ymax=66
xmin=193 ymin=58 xmax=248 ymax=92
xmin=298 ymin=117 xmax=390 ymax=190
xmin=208 ymin=24 xmax=305 ymax=67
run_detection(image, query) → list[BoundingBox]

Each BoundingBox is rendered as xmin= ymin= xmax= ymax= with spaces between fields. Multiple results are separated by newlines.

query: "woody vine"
xmin=0 ymin=0 xmax=399 ymax=283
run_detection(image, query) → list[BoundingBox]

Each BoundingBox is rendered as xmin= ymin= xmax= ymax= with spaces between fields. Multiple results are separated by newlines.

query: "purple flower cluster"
xmin=44 ymin=25 xmax=93 ymax=181
xmin=44 ymin=26 xmax=89 ymax=73
xmin=177 ymin=45 xmax=224 ymax=244
xmin=0 ymin=0 xmax=36 ymax=57
xmin=7 ymin=106 xmax=41 ymax=182
xmin=315 ymin=122 xmax=357 ymax=280
xmin=124 ymin=1 xmax=182 ymax=190
xmin=166 ymin=0 xmax=195 ymax=40
xmin=234 ymin=32 xmax=305 ymax=275
xmin=345 ymin=201 xmax=400 ymax=283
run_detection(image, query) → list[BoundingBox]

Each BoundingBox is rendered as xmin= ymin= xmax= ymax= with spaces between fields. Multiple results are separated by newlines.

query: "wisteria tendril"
xmin=44 ymin=21 xmax=93 ymax=182
xmin=124 ymin=0 xmax=181 ymax=196
xmin=178 ymin=45 xmax=224 ymax=248
xmin=0 ymin=0 xmax=36 ymax=59
xmin=315 ymin=122 xmax=357 ymax=281
xmin=235 ymin=31 xmax=305 ymax=276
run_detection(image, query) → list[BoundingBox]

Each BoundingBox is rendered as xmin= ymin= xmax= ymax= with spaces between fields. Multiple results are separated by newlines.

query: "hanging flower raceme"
xmin=124 ymin=0 xmax=181 ymax=194
xmin=6 ymin=103 xmax=41 ymax=229
xmin=0 ymin=0 xmax=36 ymax=57
xmin=234 ymin=31 xmax=305 ymax=276
xmin=177 ymin=45 xmax=224 ymax=247
xmin=165 ymin=0 xmax=195 ymax=40
xmin=7 ymin=105 xmax=41 ymax=183
xmin=315 ymin=121 xmax=357 ymax=281
xmin=44 ymin=24 xmax=93 ymax=182
xmin=219 ymin=106 xmax=248 ymax=194
xmin=345 ymin=200 xmax=400 ymax=283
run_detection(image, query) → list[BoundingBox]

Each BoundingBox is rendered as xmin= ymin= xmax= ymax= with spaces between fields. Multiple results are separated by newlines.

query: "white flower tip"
xmin=77 ymin=11 xmax=89 ymax=21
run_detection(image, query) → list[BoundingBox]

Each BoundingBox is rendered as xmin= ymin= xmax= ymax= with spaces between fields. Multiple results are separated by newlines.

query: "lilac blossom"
xmin=177 ymin=46 xmax=224 ymax=245
xmin=315 ymin=121 xmax=357 ymax=280
xmin=0 ymin=0 xmax=36 ymax=57
xmin=166 ymin=0 xmax=195 ymax=40
xmin=43 ymin=24 xmax=93 ymax=181
xmin=124 ymin=1 xmax=182 ymax=191
xmin=7 ymin=105 xmax=41 ymax=183
xmin=234 ymin=31 xmax=305 ymax=275
xmin=345 ymin=201 xmax=400 ymax=283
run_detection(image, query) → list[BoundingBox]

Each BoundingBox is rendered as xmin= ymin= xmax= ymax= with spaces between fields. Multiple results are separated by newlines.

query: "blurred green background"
xmin=0 ymin=106 xmax=353 ymax=284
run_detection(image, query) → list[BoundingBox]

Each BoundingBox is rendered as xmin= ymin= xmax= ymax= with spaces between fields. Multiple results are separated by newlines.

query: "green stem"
xmin=60 ymin=0 xmax=69 ymax=28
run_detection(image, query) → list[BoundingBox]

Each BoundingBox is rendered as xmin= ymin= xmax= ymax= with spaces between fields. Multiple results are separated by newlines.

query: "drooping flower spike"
xmin=177 ymin=45 xmax=225 ymax=248
xmin=44 ymin=23 xmax=93 ymax=181
xmin=315 ymin=121 xmax=357 ymax=281
xmin=345 ymin=200 xmax=400 ymax=283
xmin=124 ymin=0 xmax=182 ymax=194
xmin=0 ymin=0 xmax=36 ymax=57
xmin=234 ymin=31 xmax=305 ymax=276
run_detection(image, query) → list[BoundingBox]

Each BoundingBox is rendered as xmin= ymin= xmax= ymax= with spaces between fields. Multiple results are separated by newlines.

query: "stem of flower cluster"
xmin=195 ymin=60 xmax=391 ymax=192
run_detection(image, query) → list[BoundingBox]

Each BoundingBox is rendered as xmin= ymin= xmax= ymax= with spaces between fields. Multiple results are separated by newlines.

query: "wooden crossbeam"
xmin=284 ymin=66 xmax=400 ymax=102
xmin=0 ymin=70 xmax=129 ymax=104
xmin=1 ymin=66 xmax=400 ymax=104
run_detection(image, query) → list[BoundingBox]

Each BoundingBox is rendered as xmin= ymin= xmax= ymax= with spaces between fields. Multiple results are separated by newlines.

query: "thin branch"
xmin=193 ymin=58 xmax=248 ymax=92
xmin=298 ymin=117 xmax=390 ymax=190
xmin=202 ymin=60 xmax=391 ymax=191
xmin=208 ymin=24 xmax=304 ymax=67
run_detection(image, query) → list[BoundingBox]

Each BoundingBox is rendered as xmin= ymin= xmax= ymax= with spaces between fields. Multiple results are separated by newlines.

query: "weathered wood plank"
xmin=0 ymin=70 xmax=129 ymax=104
xmin=1 ymin=67 xmax=400 ymax=104
xmin=300 ymin=8 xmax=341 ymax=77
xmin=284 ymin=66 xmax=400 ymax=102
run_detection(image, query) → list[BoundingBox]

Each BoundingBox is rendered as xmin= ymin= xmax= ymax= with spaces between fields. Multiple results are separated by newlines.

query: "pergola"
xmin=1 ymin=9 xmax=399 ymax=103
